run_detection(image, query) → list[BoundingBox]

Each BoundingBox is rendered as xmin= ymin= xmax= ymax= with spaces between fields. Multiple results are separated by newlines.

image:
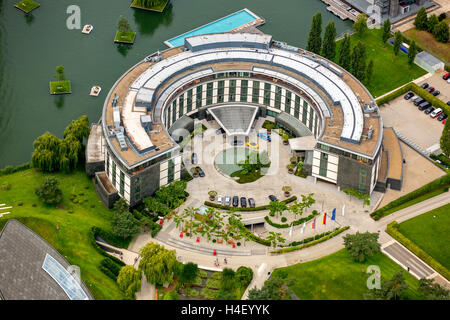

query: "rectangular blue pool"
xmin=165 ymin=8 xmax=262 ymax=48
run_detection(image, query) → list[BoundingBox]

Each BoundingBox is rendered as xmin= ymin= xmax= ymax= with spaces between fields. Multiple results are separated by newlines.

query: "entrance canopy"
xmin=208 ymin=105 xmax=258 ymax=136
xmin=288 ymin=136 xmax=317 ymax=151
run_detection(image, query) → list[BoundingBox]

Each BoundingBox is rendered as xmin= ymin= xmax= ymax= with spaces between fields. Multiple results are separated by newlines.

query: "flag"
xmin=301 ymin=222 xmax=306 ymax=234
xmin=331 ymin=208 xmax=336 ymax=221
xmin=289 ymin=224 xmax=293 ymax=238
xmin=322 ymin=212 xmax=327 ymax=225
xmin=342 ymin=204 xmax=346 ymax=217
xmin=312 ymin=217 xmax=316 ymax=229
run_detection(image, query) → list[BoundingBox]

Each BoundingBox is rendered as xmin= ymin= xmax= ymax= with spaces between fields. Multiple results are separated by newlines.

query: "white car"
xmin=430 ymin=108 xmax=442 ymax=118
xmin=224 ymin=195 xmax=231 ymax=206
xmin=217 ymin=195 xmax=223 ymax=204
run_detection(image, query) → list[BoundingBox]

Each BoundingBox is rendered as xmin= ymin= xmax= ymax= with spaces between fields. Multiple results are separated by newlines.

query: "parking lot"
xmin=380 ymin=94 xmax=445 ymax=151
xmin=417 ymin=70 xmax=450 ymax=105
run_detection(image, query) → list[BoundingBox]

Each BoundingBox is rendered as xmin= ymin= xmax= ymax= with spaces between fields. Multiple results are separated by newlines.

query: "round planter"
xmin=209 ymin=196 xmax=215 ymax=201
xmin=288 ymin=169 xmax=294 ymax=174
xmin=284 ymin=191 xmax=290 ymax=197
xmin=283 ymin=140 xmax=289 ymax=145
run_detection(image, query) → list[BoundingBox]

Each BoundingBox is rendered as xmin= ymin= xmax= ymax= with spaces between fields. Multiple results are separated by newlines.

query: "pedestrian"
xmin=224 ymin=257 xmax=227 ymax=264
xmin=407 ymin=266 xmax=410 ymax=272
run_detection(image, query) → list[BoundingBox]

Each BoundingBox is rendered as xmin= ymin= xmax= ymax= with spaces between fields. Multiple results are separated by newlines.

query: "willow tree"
xmin=117 ymin=266 xmax=142 ymax=299
xmin=31 ymin=132 xmax=61 ymax=172
xmin=139 ymin=243 xmax=179 ymax=285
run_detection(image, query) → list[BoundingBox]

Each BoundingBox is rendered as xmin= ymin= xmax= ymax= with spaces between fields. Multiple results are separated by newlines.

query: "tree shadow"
xmin=116 ymin=43 xmax=133 ymax=57
xmin=24 ymin=13 xmax=35 ymax=26
xmin=54 ymin=96 xmax=65 ymax=109
xmin=132 ymin=3 xmax=174 ymax=36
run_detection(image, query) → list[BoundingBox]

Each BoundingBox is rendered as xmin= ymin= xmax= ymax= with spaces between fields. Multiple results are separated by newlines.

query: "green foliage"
xmin=353 ymin=14 xmax=368 ymax=37
xmin=117 ymin=265 xmax=142 ymax=299
xmin=382 ymin=18 xmax=391 ymax=43
xmin=132 ymin=0 xmax=168 ymax=10
xmin=386 ymin=221 xmax=450 ymax=281
xmin=427 ymin=14 xmax=439 ymax=33
xmin=117 ymin=17 xmax=132 ymax=33
xmin=262 ymin=120 xmax=276 ymax=130
xmin=393 ymin=31 xmax=403 ymax=56
xmin=418 ymin=278 xmax=450 ymax=300
xmin=321 ymin=21 xmax=336 ymax=60
xmin=89 ymin=227 xmax=126 ymax=266
xmin=267 ymin=231 xmax=286 ymax=248
xmin=407 ymin=40 xmax=418 ymax=65
xmin=343 ymin=231 xmax=381 ymax=262
xmin=204 ymin=196 xmax=297 ymax=212
xmin=364 ymin=272 xmax=408 ymax=300
xmin=235 ymin=266 xmax=253 ymax=288
xmin=441 ymin=117 xmax=450 ymax=156
xmin=343 ymin=188 xmax=370 ymax=206
xmin=100 ymin=258 xmax=122 ymax=277
xmin=338 ymin=34 xmax=351 ymax=71
xmin=433 ymin=20 xmax=450 ymax=43
xmin=248 ymin=274 xmax=294 ymax=300
xmin=438 ymin=12 xmax=447 ymax=22
xmin=35 ymin=176 xmax=62 ymax=205
xmin=264 ymin=210 xmax=319 ymax=229
xmin=351 ymin=41 xmax=366 ymax=81
xmin=414 ymin=7 xmax=429 ymax=31
xmin=366 ymin=59 xmax=374 ymax=84
xmin=55 ymin=65 xmax=65 ymax=81
xmin=111 ymin=210 xmax=140 ymax=240
xmin=306 ymin=12 xmax=322 ymax=54
xmin=268 ymin=200 xmax=287 ymax=218
xmin=139 ymin=243 xmax=178 ymax=285
xmin=178 ymin=262 xmax=199 ymax=285
xmin=162 ymin=290 xmax=179 ymax=300
xmin=0 ymin=163 xmax=30 ymax=176
xmin=372 ymin=174 xmax=450 ymax=220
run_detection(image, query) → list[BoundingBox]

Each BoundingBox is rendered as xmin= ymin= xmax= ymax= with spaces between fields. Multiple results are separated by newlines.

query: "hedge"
xmin=204 ymin=196 xmax=297 ymax=212
xmin=376 ymin=82 xmax=450 ymax=117
xmin=445 ymin=63 xmax=450 ymax=73
xmin=100 ymin=258 xmax=122 ymax=277
xmin=98 ymin=265 xmax=118 ymax=281
xmin=371 ymin=174 xmax=450 ymax=220
xmin=89 ymin=227 xmax=126 ymax=267
xmin=386 ymin=221 xmax=450 ymax=281
xmin=92 ymin=226 xmax=129 ymax=249
xmin=430 ymin=154 xmax=450 ymax=167
xmin=0 ymin=163 xmax=31 ymax=176
xmin=271 ymin=226 xmax=350 ymax=254
xmin=233 ymin=220 xmax=271 ymax=246
xmin=264 ymin=210 xmax=319 ymax=229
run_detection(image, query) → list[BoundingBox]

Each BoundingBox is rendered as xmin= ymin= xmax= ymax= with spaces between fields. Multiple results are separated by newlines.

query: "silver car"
xmin=224 ymin=195 xmax=231 ymax=206
xmin=217 ymin=195 xmax=223 ymax=204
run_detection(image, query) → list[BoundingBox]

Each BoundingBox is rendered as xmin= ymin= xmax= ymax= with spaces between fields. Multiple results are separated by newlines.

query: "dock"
xmin=321 ymin=0 xmax=359 ymax=22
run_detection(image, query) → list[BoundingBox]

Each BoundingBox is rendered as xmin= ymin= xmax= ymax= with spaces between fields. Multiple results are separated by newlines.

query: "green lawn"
xmin=49 ymin=80 xmax=71 ymax=94
xmin=131 ymin=0 xmax=169 ymax=12
xmin=0 ymin=168 xmax=126 ymax=300
xmin=114 ymin=31 xmax=136 ymax=44
xmin=404 ymin=26 xmax=450 ymax=64
xmin=335 ymin=29 xmax=427 ymax=98
xmin=272 ymin=249 xmax=425 ymax=300
xmin=14 ymin=0 xmax=40 ymax=13
xmin=397 ymin=203 xmax=450 ymax=270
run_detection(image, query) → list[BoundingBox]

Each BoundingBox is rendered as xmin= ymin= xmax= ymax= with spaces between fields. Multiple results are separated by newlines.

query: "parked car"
xmin=404 ymin=92 xmax=414 ymax=100
xmin=191 ymin=152 xmax=198 ymax=164
xmin=268 ymin=195 xmax=277 ymax=201
xmin=426 ymin=87 xmax=435 ymax=93
xmin=437 ymin=113 xmax=448 ymax=121
xmin=217 ymin=195 xmax=223 ymax=204
xmin=443 ymin=73 xmax=450 ymax=80
xmin=232 ymin=196 xmax=239 ymax=207
xmin=413 ymin=97 xmax=425 ymax=106
xmin=447 ymin=78 xmax=450 ymax=84
xmin=224 ymin=195 xmax=231 ymax=206
xmin=430 ymin=108 xmax=443 ymax=118
xmin=424 ymin=106 xmax=435 ymax=115
xmin=195 ymin=166 xmax=205 ymax=177
xmin=432 ymin=90 xmax=440 ymax=96
xmin=248 ymin=198 xmax=255 ymax=208
xmin=418 ymin=101 xmax=431 ymax=111
xmin=240 ymin=197 xmax=247 ymax=208
xmin=421 ymin=83 xmax=429 ymax=89
xmin=447 ymin=101 xmax=450 ymax=106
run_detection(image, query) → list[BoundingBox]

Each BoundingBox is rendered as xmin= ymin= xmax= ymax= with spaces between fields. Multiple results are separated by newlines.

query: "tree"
xmin=338 ymin=34 xmax=351 ymax=71
xmin=247 ymin=274 xmax=295 ymax=300
xmin=178 ymin=262 xmax=198 ymax=285
xmin=235 ymin=266 xmax=253 ymax=288
xmin=268 ymin=200 xmax=287 ymax=218
xmin=31 ymin=132 xmax=62 ymax=172
xmin=414 ymin=7 xmax=428 ymax=31
xmin=418 ymin=278 xmax=450 ymax=300
xmin=55 ymin=65 xmax=65 ymax=81
xmin=366 ymin=59 xmax=374 ymax=84
xmin=321 ymin=21 xmax=337 ymax=61
xmin=407 ymin=40 xmax=418 ymax=66
xmin=433 ymin=21 xmax=449 ymax=43
xmin=35 ymin=177 xmax=63 ymax=205
xmin=162 ymin=290 xmax=179 ymax=300
xmin=364 ymin=272 xmax=408 ymax=300
xmin=267 ymin=231 xmax=285 ymax=248
xmin=353 ymin=14 xmax=368 ymax=37
xmin=393 ymin=31 xmax=402 ymax=56
xmin=64 ymin=115 xmax=90 ymax=143
xmin=427 ymin=14 xmax=439 ymax=33
xmin=343 ymin=231 xmax=380 ymax=262
xmin=117 ymin=265 xmax=141 ymax=299
xmin=382 ymin=18 xmax=391 ymax=43
xmin=438 ymin=12 xmax=447 ymax=22
xmin=440 ymin=118 xmax=450 ymax=156
xmin=351 ymin=41 xmax=367 ymax=81
xmin=113 ymin=198 xmax=129 ymax=214
xmin=139 ymin=243 xmax=178 ymax=285
xmin=118 ymin=17 xmax=132 ymax=33
xmin=306 ymin=12 xmax=322 ymax=54
xmin=111 ymin=210 xmax=140 ymax=239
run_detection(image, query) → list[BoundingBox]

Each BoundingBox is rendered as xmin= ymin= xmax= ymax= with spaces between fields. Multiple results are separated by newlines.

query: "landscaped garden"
xmin=14 ymin=0 xmax=40 ymax=14
xmin=131 ymin=0 xmax=170 ymax=12
xmin=114 ymin=17 xmax=136 ymax=44
xmin=49 ymin=65 xmax=71 ymax=95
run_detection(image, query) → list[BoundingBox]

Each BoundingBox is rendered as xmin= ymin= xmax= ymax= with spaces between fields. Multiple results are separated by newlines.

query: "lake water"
xmin=0 ymin=0 xmax=352 ymax=167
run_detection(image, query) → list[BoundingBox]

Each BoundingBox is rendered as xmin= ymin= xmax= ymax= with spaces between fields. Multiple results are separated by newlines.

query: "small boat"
xmin=90 ymin=86 xmax=101 ymax=96
xmin=82 ymin=25 xmax=93 ymax=34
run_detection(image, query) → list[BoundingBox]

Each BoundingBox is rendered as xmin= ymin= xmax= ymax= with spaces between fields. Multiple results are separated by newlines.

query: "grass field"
xmin=114 ymin=31 xmax=136 ymax=44
xmin=0 ymin=168 xmax=126 ymax=300
xmin=335 ymin=29 xmax=427 ymax=98
xmin=49 ymin=80 xmax=71 ymax=94
xmin=14 ymin=0 xmax=40 ymax=13
xmin=272 ymin=249 xmax=425 ymax=300
xmin=397 ymin=203 xmax=450 ymax=270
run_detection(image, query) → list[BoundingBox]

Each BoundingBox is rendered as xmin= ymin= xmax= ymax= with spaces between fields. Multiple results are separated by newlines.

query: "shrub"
xmin=0 ymin=163 xmax=30 ymax=176
xmin=99 ymin=265 xmax=117 ymax=281
xmin=100 ymin=258 xmax=122 ymax=277
xmin=204 ymin=196 xmax=297 ymax=212
xmin=89 ymin=227 xmax=126 ymax=267
xmin=35 ymin=177 xmax=63 ymax=205
xmin=264 ymin=211 xmax=319 ymax=229
xmin=281 ymin=217 xmax=287 ymax=223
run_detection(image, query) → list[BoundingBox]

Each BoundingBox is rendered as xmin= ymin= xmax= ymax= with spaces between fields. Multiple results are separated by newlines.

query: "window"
xmin=167 ymin=159 xmax=175 ymax=183
xmin=119 ymin=171 xmax=125 ymax=196
xmin=186 ymin=89 xmax=193 ymax=113
xmin=111 ymin=162 xmax=116 ymax=186
xmin=206 ymin=82 xmax=213 ymax=105
xmin=252 ymin=81 xmax=260 ymax=103
xmin=135 ymin=177 xmax=141 ymax=201
xmin=240 ymin=80 xmax=248 ymax=102
xmin=178 ymin=94 xmax=184 ymax=117
xmin=285 ymin=91 xmax=291 ymax=113
xmin=263 ymin=83 xmax=271 ymax=106
xmin=196 ymin=85 xmax=203 ymax=108
xmin=229 ymin=80 xmax=236 ymax=102
xmin=172 ymin=100 xmax=177 ymax=123
xmin=218 ymin=81 xmax=224 ymax=103
xmin=294 ymin=95 xmax=300 ymax=119
xmin=320 ymin=144 xmax=330 ymax=151
xmin=319 ymin=152 xmax=328 ymax=177
xmin=358 ymin=168 xmax=367 ymax=192
xmin=308 ymin=109 xmax=314 ymax=131
xmin=302 ymin=102 xmax=308 ymax=125
xmin=266 ymin=110 xmax=278 ymax=118
xmin=274 ymin=86 xmax=282 ymax=109
xmin=106 ymin=157 xmax=110 ymax=176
